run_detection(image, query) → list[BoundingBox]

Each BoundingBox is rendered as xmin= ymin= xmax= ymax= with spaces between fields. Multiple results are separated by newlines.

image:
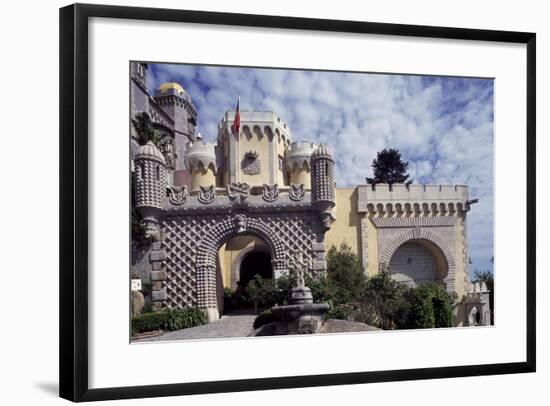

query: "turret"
xmin=154 ymin=82 xmax=198 ymax=170
xmin=285 ymin=141 xmax=316 ymax=188
xmin=154 ymin=82 xmax=197 ymax=138
xmin=311 ymin=144 xmax=336 ymax=230
xmin=134 ymin=141 xmax=166 ymax=240
xmin=131 ymin=62 xmax=148 ymax=90
xmin=184 ymin=139 xmax=218 ymax=192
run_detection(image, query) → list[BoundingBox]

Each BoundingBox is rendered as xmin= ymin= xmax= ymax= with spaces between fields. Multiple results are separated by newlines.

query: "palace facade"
xmin=130 ymin=62 xmax=491 ymax=326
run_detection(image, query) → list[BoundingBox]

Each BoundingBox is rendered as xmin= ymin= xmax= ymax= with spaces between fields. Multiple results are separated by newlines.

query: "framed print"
xmin=59 ymin=3 xmax=536 ymax=402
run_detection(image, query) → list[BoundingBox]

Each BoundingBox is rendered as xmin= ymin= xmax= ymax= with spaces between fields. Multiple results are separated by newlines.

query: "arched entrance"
xmin=195 ymin=214 xmax=288 ymax=321
xmin=239 ymin=251 xmax=273 ymax=287
xmin=379 ymin=228 xmax=456 ymax=293
xmin=388 ymin=239 xmax=448 ymax=287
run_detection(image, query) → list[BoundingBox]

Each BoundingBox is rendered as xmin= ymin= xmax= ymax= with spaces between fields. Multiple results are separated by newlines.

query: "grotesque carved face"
xmin=143 ymin=219 xmax=161 ymax=242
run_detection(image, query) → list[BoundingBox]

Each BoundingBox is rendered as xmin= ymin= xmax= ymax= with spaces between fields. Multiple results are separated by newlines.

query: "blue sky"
xmin=147 ymin=63 xmax=494 ymax=274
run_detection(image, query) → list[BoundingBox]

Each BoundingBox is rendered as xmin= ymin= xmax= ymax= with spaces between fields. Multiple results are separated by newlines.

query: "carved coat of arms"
xmin=262 ymin=184 xmax=279 ymax=202
xmin=198 ymin=185 xmax=216 ymax=204
xmin=166 ymin=185 xmax=188 ymax=205
xmin=289 ymin=183 xmax=305 ymax=201
xmin=227 ymin=182 xmax=250 ymax=200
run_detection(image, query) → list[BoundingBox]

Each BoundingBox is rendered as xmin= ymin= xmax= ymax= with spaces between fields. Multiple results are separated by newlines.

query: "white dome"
xmin=135 ymin=141 xmax=165 ymax=164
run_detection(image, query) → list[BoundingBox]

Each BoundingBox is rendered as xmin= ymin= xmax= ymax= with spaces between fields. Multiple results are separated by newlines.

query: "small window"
xmin=278 ymin=155 xmax=284 ymax=170
xmin=156 ymin=165 xmax=160 ymax=181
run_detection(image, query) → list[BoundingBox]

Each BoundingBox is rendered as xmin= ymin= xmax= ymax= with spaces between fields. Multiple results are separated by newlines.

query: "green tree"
xmin=366 ymin=148 xmax=412 ymax=185
xmin=401 ymin=283 xmax=455 ymax=329
xmin=131 ymin=112 xmax=164 ymax=147
xmin=326 ymin=243 xmax=366 ymax=305
xmin=245 ymin=275 xmax=277 ymax=313
xmin=359 ymin=271 xmax=408 ymax=329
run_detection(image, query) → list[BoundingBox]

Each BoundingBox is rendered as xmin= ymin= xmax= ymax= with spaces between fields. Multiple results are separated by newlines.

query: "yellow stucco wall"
xmin=325 ymin=188 xmax=362 ymax=259
xmin=276 ymin=133 xmax=288 ymax=186
xmin=217 ymin=236 xmax=268 ymax=289
xmin=289 ymin=166 xmax=311 ymax=188
xmin=239 ymin=132 xmax=272 ymax=186
xmin=366 ymin=217 xmax=379 ymax=276
xmin=190 ymin=164 xmax=216 ymax=192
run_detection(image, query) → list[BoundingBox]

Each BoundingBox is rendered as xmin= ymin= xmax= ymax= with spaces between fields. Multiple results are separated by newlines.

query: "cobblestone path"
xmin=134 ymin=312 xmax=256 ymax=342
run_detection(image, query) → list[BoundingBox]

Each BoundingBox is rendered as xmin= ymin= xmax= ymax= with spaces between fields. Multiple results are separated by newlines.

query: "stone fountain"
xmin=269 ymin=253 xmax=329 ymax=334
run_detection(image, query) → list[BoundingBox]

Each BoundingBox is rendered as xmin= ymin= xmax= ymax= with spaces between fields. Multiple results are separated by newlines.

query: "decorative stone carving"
xmin=142 ymin=217 xmax=161 ymax=242
xmin=242 ymin=150 xmax=261 ymax=175
xmin=131 ymin=290 xmax=145 ymax=316
xmin=198 ymin=185 xmax=216 ymax=204
xmin=289 ymin=183 xmax=305 ymax=201
xmin=160 ymin=137 xmax=175 ymax=169
xmin=162 ymin=212 xmax=320 ymax=310
xmin=227 ymin=182 xmax=250 ymax=200
xmin=320 ymin=214 xmax=334 ymax=230
xmin=235 ymin=214 xmax=247 ymax=233
xmin=166 ymin=185 xmax=188 ymax=205
xmin=288 ymin=252 xmax=311 ymax=289
xmin=262 ymin=183 xmax=279 ymax=202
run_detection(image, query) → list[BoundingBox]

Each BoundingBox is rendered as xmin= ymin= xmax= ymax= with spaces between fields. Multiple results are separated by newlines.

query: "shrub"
xmin=359 ymin=271 xmax=408 ymax=329
xmin=131 ymin=307 xmax=207 ymax=335
xmin=326 ymin=243 xmax=366 ymax=305
xmin=253 ymin=309 xmax=274 ymax=329
xmin=245 ymin=275 xmax=278 ymax=310
xmin=326 ymin=303 xmax=352 ymax=320
xmin=305 ymin=273 xmax=329 ymax=303
xmin=274 ymin=272 xmax=297 ymax=305
xmin=400 ymin=283 xmax=455 ymax=329
xmin=131 ymin=311 xmax=168 ymax=334
xmin=223 ymin=287 xmax=240 ymax=312
xmin=163 ymin=307 xmax=207 ymax=331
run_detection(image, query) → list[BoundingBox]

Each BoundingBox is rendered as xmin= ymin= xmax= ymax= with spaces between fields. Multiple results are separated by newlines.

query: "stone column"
xmin=311 ymin=240 xmax=327 ymax=277
xmin=196 ymin=265 xmax=220 ymax=322
xmin=360 ymin=215 xmax=369 ymax=273
xmin=149 ymin=240 xmax=167 ymax=311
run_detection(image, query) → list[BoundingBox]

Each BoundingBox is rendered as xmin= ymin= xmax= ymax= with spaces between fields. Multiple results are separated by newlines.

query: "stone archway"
xmin=195 ymin=214 xmax=288 ymax=320
xmin=388 ymin=240 xmax=447 ymax=287
xmin=379 ymin=228 xmax=456 ymax=293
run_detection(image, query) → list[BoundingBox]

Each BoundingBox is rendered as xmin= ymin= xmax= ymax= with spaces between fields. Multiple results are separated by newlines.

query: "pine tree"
xmin=366 ymin=148 xmax=412 ymax=185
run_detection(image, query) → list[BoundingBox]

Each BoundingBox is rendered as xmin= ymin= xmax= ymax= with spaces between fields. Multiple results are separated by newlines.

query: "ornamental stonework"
xmin=161 ymin=212 xmax=325 ymax=309
xmin=262 ymin=184 xmax=279 ymax=202
xmin=242 ymin=150 xmax=261 ymax=175
xmin=289 ymin=183 xmax=305 ymax=201
xmin=198 ymin=185 xmax=216 ymax=204
xmin=227 ymin=182 xmax=250 ymax=200
xmin=166 ymin=185 xmax=189 ymax=205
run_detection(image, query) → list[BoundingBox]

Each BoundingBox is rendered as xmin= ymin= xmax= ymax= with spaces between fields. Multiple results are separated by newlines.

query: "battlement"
xmin=184 ymin=140 xmax=217 ymax=172
xmin=357 ymin=183 xmax=470 ymax=215
xmin=218 ymin=110 xmax=292 ymax=143
xmin=285 ymin=141 xmax=316 ymax=170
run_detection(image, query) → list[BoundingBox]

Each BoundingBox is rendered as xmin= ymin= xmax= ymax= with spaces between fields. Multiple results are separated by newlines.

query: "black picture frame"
xmin=59 ymin=3 xmax=536 ymax=402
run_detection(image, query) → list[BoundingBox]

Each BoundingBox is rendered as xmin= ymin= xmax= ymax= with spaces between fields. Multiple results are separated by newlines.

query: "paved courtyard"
xmin=133 ymin=312 xmax=256 ymax=342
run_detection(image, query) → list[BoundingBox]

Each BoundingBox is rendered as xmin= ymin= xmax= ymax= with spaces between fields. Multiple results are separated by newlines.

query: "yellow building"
xmin=133 ymin=78 xmax=488 ymax=325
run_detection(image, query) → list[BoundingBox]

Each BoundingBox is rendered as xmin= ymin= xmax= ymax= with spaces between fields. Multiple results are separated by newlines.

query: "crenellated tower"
xmin=311 ymin=144 xmax=336 ymax=230
xmin=184 ymin=139 xmax=218 ymax=192
xmin=134 ymin=141 xmax=166 ymax=240
xmin=285 ymin=141 xmax=316 ymax=189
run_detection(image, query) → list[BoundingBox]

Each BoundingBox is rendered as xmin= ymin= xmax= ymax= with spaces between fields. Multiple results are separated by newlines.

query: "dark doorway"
xmin=239 ymin=251 xmax=272 ymax=288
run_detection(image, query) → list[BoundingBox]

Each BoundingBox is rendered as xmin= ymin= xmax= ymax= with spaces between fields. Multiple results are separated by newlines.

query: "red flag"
xmin=231 ymin=96 xmax=240 ymax=134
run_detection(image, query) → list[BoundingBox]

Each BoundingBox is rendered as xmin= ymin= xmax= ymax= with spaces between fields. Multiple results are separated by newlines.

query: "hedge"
xmin=132 ymin=307 xmax=207 ymax=335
